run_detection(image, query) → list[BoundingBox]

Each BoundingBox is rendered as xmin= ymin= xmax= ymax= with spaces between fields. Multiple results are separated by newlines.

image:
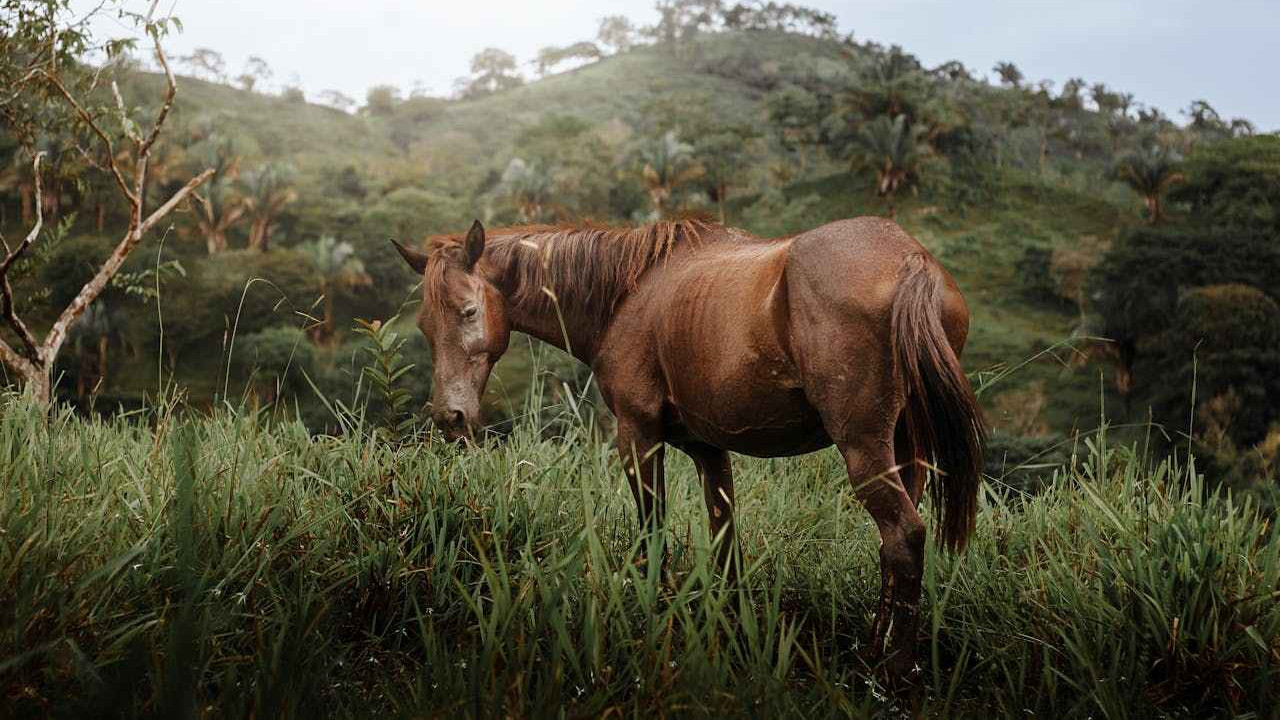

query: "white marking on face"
xmin=459 ymin=296 xmax=486 ymax=354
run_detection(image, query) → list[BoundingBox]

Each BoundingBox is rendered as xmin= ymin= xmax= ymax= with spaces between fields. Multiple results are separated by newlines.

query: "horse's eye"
xmin=461 ymin=305 xmax=479 ymax=321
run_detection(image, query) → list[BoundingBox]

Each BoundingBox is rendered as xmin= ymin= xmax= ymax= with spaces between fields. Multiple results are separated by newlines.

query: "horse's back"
xmin=596 ymin=217 xmax=966 ymax=458
xmin=598 ymin=227 xmax=828 ymax=456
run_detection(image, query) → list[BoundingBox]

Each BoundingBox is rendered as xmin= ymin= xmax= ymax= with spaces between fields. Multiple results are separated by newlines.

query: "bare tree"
xmin=316 ymin=89 xmax=356 ymax=112
xmin=0 ymin=2 xmax=213 ymax=404
xmin=597 ymin=15 xmax=636 ymax=54
xmin=235 ymin=55 xmax=272 ymax=92
xmin=179 ymin=47 xmax=228 ymax=83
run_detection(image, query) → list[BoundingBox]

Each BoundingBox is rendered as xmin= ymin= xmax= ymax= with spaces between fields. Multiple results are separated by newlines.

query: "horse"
xmin=392 ymin=217 xmax=985 ymax=681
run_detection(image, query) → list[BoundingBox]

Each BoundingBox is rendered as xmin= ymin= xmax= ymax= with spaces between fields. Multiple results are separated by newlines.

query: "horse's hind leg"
xmin=840 ymin=432 xmax=926 ymax=682
xmin=680 ymin=443 xmax=739 ymax=581
xmin=895 ymin=417 xmax=925 ymax=506
xmin=806 ymin=367 xmax=925 ymax=682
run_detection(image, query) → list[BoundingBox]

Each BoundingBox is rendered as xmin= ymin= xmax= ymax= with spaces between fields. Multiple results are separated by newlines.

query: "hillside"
xmin=15 ymin=30 xmax=1157 ymax=441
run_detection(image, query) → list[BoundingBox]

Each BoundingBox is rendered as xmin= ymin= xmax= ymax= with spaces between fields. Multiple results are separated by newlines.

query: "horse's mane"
xmin=427 ymin=219 xmax=716 ymax=320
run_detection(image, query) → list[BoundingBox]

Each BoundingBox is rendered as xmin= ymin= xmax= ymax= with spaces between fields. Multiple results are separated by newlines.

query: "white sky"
xmin=87 ymin=0 xmax=1279 ymax=130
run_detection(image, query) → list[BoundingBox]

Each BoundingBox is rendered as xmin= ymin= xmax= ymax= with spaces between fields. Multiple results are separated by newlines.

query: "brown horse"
xmin=392 ymin=217 xmax=984 ymax=680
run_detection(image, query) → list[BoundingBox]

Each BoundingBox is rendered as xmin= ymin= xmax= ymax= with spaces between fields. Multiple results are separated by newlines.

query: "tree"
xmin=364 ymin=85 xmax=401 ymax=116
xmin=1091 ymin=226 xmax=1280 ymax=410
xmin=1110 ymin=136 xmax=1183 ymax=224
xmin=931 ymin=60 xmax=972 ymax=82
xmin=64 ymin=302 xmax=113 ymax=399
xmin=240 ymin=162 xmax=298 ymax=252
xmin=852 ymin=45 xmax=930 ymax=119
xmin=692 ymin=123 xmax=759 ymax=222
xmin=496 ymin=158 xmax=554 ymax=222
xmin=191 ymin=137 xmax=245 ymax=253
xmin=316 ymin=89 xmax=356 ymax=113
xmin=534 ymin=42 xmax=603 ymax=76
xmin=638 ymin=130 xmax=705 ymax=217
xmin=722 ymin=2 xmax=837 ymax=37
xmin=235 ymin=55 xmax=272 ymax=92
xmin=360 ymin=186 xmax=469 ymax=242
xmin=1148 ymin=284 xmax=1280 ymax=448
xmin=597 ymin=15 xmax=636 ymax=54
xmin=1169 ymin=134 xmax=1280 ymax=233
xmin=765 ymin=84 xmax=827 ymax=176
xmin=457 ymin=48 xmax=523 ymax=99
xmin=992 ymin=61 xmax=1023 ymax=88
xmin=1057 ymin=77 xmax=1087 ymax=111
xmin=178 ymin=46 xmax=227 ymax=83
xmin=301 ymin=235 xmax=371 ymax=345
xmin=0 ymin=2 xmax=213 ymax=404
xmin=502 ymin=114 xmax=618 ymax=221
xmin=853 ymin=114 xmax=929 ymax=218
xmin=646 ymin=0 xmax=723 ymax=46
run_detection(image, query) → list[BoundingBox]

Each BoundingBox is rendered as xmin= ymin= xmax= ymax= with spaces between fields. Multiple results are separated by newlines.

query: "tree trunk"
xmin=19 ymin=184 xmax=33 ymax=225
xmin=29 ymin=370 xmax=50 ymax=406
xmin=96 ymin=204 xmax=106 ymax=232
xmin=309 ymin=285 xmax=337 ymax=346
xmin=1039 ymin=129 xmax=1048 ymax=176
xmin=98 ymin=335 xmax=109 ymax=389
xmin=259 ymin=217 xmax=272 ymax=252
xmin=322 ymin=292 xmax=334 ymax=344
xmin=1145 ymin=195 xmax=1162 ymax=224
xmin=248 ymin=216 xmax=270 ymax=252
xmin=207 ymin=229 xmax=227 ymax=254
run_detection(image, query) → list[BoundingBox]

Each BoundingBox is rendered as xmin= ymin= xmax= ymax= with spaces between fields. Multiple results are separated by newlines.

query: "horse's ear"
xmin=464 ymin=220 xmax=485 ymax=271
xmin=391 ymin=239 xmax=428 ymax=275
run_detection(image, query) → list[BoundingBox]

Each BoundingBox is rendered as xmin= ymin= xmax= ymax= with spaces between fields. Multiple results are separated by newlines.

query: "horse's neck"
xmin=507 ymin=300 xmax=601 ymax=362
xmin=484 ymin=241 xmax=604 ymax=364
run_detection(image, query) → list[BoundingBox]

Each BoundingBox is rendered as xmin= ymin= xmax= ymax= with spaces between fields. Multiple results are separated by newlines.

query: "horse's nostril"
xmin=449 ymin=410 xmax=465 ymax=427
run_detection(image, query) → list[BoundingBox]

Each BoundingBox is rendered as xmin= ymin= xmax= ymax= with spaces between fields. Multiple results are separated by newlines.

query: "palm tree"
xmin=192 ymin=137 xmax=245 ymax=253
xmin=67 ymin=303 xmax=113 ymax=399
xmin=858 ymin=45 xmax=929 ymax=118
xmin=992 ymin=61 xmax=1023 ymax=88
xmin=1111 ymin=138 xmax=1183 ymax=224
xmin=241 ymin=162 xmax=298 ymax=252
xmin=638 ymin=130 xmax=704 ymax=217
xmin=496 ymin=157 xmax=554 ymax=222
xmin=301 ymin=235 xmax=371 ymax=345
xmin=854 ymin=114 xmax=929 ymax=218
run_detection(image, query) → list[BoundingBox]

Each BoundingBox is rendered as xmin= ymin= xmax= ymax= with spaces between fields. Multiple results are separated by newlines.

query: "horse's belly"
xmin=664 ymin=386 xmax=831 ymax=458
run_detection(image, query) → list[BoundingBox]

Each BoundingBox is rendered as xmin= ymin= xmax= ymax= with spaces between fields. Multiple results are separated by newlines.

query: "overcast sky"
xmin=89 ymin=0 xmax=1279 ymax=130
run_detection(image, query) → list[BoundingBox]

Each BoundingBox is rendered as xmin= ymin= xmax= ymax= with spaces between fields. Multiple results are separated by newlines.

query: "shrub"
xmin=983 ymin=429 xmax=1073 ymax=497
xmin=1146 ymin=284 xmax=1280 ymax=447
xmin=234 ymin=325 xmax=317 ymax=400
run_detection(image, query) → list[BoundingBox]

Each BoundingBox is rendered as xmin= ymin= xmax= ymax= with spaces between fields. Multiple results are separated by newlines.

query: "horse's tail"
xmin=891 ymin=253 xmax=986 ymax=551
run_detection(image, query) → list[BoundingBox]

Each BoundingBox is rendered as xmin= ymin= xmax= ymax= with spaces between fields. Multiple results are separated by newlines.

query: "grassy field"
xmin=1 ymin=381 xmax=1277 ymax=719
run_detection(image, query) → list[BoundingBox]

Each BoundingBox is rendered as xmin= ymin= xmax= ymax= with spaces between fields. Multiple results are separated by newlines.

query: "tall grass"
xmin=0 ymin=389 xmax=1276 ymax=718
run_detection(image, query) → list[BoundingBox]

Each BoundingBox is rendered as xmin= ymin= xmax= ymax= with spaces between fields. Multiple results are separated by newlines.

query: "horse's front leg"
xmin=615 ymin=416 xmax=668 ymax=576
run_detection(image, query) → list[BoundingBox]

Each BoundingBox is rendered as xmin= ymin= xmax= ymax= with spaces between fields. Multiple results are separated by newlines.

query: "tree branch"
xmin=138 ymin=22 xmax=177 ymax=159
xmin=40 ymin=70 xmax=139 ymax=208
xmin=43 ymin=167 xmax=213 ymax=362
xmin=0 ymin=337 xmax=41 ymax=382
xmin=0 ymin=152 xmax=45 ymax=362
xmin=139 ymin=168 xmax=214 ymax=235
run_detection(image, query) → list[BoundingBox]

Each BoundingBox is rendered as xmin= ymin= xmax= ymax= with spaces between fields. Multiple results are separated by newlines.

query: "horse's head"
xmin=393 ymin=220 xmax=510 ymax=441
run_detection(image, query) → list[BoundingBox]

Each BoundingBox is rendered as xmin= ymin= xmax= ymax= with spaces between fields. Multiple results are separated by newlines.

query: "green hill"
xmin=6 ymin=30 xmax=1173 ymax=440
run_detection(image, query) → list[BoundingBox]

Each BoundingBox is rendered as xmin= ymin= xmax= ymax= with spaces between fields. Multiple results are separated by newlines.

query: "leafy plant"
xmin=353 ymin=316 xmax=418 ymax=441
